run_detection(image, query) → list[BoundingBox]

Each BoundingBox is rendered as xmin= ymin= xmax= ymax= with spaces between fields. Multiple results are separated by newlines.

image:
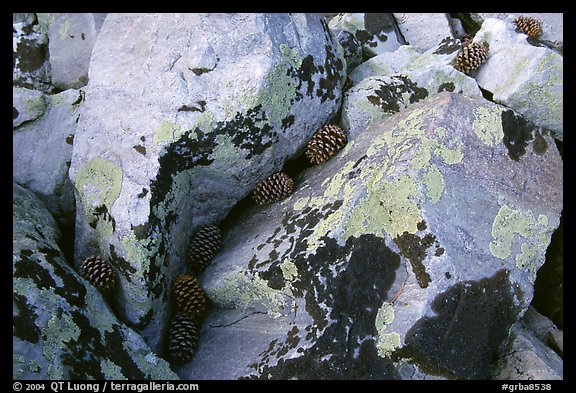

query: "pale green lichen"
xmin=207 ymin=267 xmax=292 ymax=318
xmin=100 ymin=359 xmax=126 ymax=379
xmin=43 ymin=311 xmax=81 ymax=379
xmin=279 ymin=258 xmax=298 ymax=285
xmin=153 ymin=120 xmax=184 ymax=144
xmin=74 ymin=158 xmax=123 ymax=242
xmin=473 ymin=106 xmax=504 ymax=147
xmin=489 ymin=205 xmax=552 ymax=282
xmin=256 ymin=44 xmax=302 ymax=127
xmin=375 ymin=302 xmax=401 ymax=358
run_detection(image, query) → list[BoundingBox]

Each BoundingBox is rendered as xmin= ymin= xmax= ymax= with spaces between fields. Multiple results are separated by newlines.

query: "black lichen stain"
xmin=433 ymin=37 xmax=461 ymax=55
xmin=133 ymin=144 xmax=146 ymax=156
xmin=367 ymin=75 xmax=428 ymax=114
xmin=13 ymin=293 xmax=41 ymax=344
xmin=394 ymin=224 xmax=441 ymax=288
xmin=60 ymin=313 xmax=146 ymax=379
xmin=65 ymin=134 xmax=74 ymax=145
xmin=501 ymin=110 xmax=536 ymax=161
xmin=137 ymin=188 xmax=148 ymax=199
xmin=88 ymin=204 xmax=116 ymax=232
xmin=109 ymin=244 xmax=137 ymax=281
xmin=438 ymin=82 xmax=455 ymax=93
xmin=395 ymin=269 xmax=521 ymax=379
xmin=253 ymin=233 xmax=401 ymax=379
xmin=14 ymin=36 xmax=48 ymax=73
xmin=532 ymin=130 xmax=548 ymax=155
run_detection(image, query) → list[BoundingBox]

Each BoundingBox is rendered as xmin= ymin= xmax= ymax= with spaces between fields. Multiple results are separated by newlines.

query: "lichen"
xmin=74 ymin=158 xmax=123 ymax=241
xmin=473 ymin=106 xmax=505 ymax=147
xmin=100 ymin=359 xmax=126 ymax=379
xmin=375 ymin=302 xmax=401 ymax=358
xmin=206 ymin=266 xmax=293 ymax=318
xmin=489 ymin=205 xmax=552 ymax=282
xmin=153 ymin=120 xmax=184 ymax=144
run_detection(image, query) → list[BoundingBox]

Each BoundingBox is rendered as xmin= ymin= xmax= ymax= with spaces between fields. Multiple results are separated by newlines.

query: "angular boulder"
xmin=179 ymin=92 xmax=562 ymax=379
xmin=68 ymin=13 xmax=345 ymax=351
xmin=474 ymin=18 xmax=563 ymax=140
xmin=13 ymin=88 xmax=83 ymax=227
xmin=13 ymin=182 xmax=178 ymax=380
xmin=343 ymin=38 xmax=482 ymax=138
xmin=392 ymin=13 xmax=454 ymax=52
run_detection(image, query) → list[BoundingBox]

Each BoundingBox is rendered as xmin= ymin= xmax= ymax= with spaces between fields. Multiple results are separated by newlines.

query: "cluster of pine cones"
xmin=167 ymin=223 xmax=222 ymax=365
xmin=251 ymin=124 xmax=347 ymax=205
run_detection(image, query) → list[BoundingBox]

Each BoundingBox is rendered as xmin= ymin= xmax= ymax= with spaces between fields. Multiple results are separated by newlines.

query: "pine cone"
xmin=173 ymin=274 xmax=207 ymax=322
xmin=513 ymin=16 xmax=542 ymax=38
xmin=81 ymin=255 xmax=117 ymax=293
xmin=453 ymin=41 xmax=489 ymax=75
xmin=188 ymin=224 xmax=221 ymax=273
xmin=252 ymin=172 xmax=294 ymax=205
xmin=167 ymin=312 xmax=198 ymax=364
xmin=305 ymin=124 xmax=348 ymax=165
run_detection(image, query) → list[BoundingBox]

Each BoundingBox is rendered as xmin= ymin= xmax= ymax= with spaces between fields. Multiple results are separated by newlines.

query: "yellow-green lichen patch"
xmin=74 ymin=158 xmax=123 ymax=234
xmin=256 ymin=44 xmax=302 ymax=127
xmin=473 ymin=106 xmax=504 ymax=147
xmin=489 ymin=205 xmax=552 ymax=281
xmin=43 ymin=311 xmax=81 ymax=379
xmin=375 ymin=302 xmax=401 ymax=358
xmin=100 ymin=359 xmax=126 ymax=379
xmin=153 ymin=120 xmax=184 ymax=144
xmin=279 ymin=258 xmax=298 ymax=286
xmin=207 ymin=267 xmax=293 ymax=318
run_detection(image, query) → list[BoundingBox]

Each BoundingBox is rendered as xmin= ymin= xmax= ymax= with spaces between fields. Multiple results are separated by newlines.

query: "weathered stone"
xmin=177 ymin=92 xmax=562 ymax=379
xmin=474 ymin=18 xmax=563 ymax=140
xmin=69 ymin=13 xmax=345 ymax=352
xmin=37 ymin=13 xmax=107 ymax=90
xmin=13 ymin=87 xmax=46 ymax=128
xmin=343 ymin=38 xmax=482 ymax=139
xmin=328 ymin=13 xmax=406 ymax=57
xmin=491 ymin=307 xmax=563 ymax=380
xmin=13 ymin=182 xmax=178 ymax=380
xmin=13 ymin=88 xmax=83 ymax=227
xmin=13 ymin=13 xmax=52 ymax=93
xmin=393 ymin=13 xmax=454 ymax=52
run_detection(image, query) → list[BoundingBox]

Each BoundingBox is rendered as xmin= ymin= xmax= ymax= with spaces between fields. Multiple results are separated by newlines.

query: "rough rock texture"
xmin=37 ymin=13 xmax=107 ymax=90
xmin=13 ymin=182 xmax=178 ymax=380
xmin=393 ymin=13 xmax=453 ymax=52
xmin=178 ymin=92 xmax=562 ymax=379
xmin=491 ymin=307 xmax=563 ymax=379
xmin=13 ymin=13 xmax=52 ymax=93
xmin=328 ymin=13 xmax=406 ymax=58
xmin=343 ymin=38 xmax=481 ymax=139
xmin=474 ymin=18 xmax=563 ymax=140
xmin=68 ymin=13 xmax=345 ymax=352
xmin=13 ymin=88 xmax=83 ymax=227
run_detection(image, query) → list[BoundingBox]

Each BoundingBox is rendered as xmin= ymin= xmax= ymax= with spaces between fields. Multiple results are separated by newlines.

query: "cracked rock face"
xmin=179 ymin=92 xmax=562 ymax=380
xmin=13 ymin=182 xmax=177 ymax=380
xmin=68 ymin=13 xmax=345 ymax=351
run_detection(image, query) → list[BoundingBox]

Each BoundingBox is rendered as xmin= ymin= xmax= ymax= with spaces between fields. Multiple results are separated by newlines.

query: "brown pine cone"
xmin=252 ymin=172 xmax=294 ymax=205
xmin=305 ymin=124 xmax=348 ymax=165
xmin=167 ymin=312 xmax=198 ymax=364
xmin=188 ymin=224 xmax=221 ymax=273
xmin=81 ymin=255 xmax=117 ymax=293
xmin=453 ymin=41 xmax=489 ymax=75
xmin=513 ymin=16 xmax=542 ymax=38
xmin=172 ymin=273 xmax=208 ymax=322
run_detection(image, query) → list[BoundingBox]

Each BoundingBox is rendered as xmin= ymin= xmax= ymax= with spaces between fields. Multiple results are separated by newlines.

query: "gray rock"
xmin=343 ymin=39 xmax=482 ymax=139
xmin=328 ymin=13 xmax=406 ymax=57
xmin=37 ymin=13 xmax=107 ymax=90
xmin=13 ymin=14 xmax=52 ymax=93
xmin=13 ymin=87 xmax=46 ymax=128
xmin=68 ymin=13 xmax=345 ymax=352
xmin=491 ymin=307 xmax=563 ymax=380
xmin=13 ymin=88 xmax=83 ymax=227
xmin=474 ymin=13 xmax=563 ymax=49
xmin=474 ymin=18 xmax=563 ymax=140
xmin=13 ymin=181 xmax=178 ymax=380
xmin=178 ymin=92 xmax=562 ymax=379
xmin=393 ymin=13 xmax=454 ymax=52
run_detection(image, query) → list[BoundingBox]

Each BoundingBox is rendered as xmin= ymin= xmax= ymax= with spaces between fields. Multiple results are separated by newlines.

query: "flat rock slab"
xmin=179 ymin=92 xmax=562 ymax=379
